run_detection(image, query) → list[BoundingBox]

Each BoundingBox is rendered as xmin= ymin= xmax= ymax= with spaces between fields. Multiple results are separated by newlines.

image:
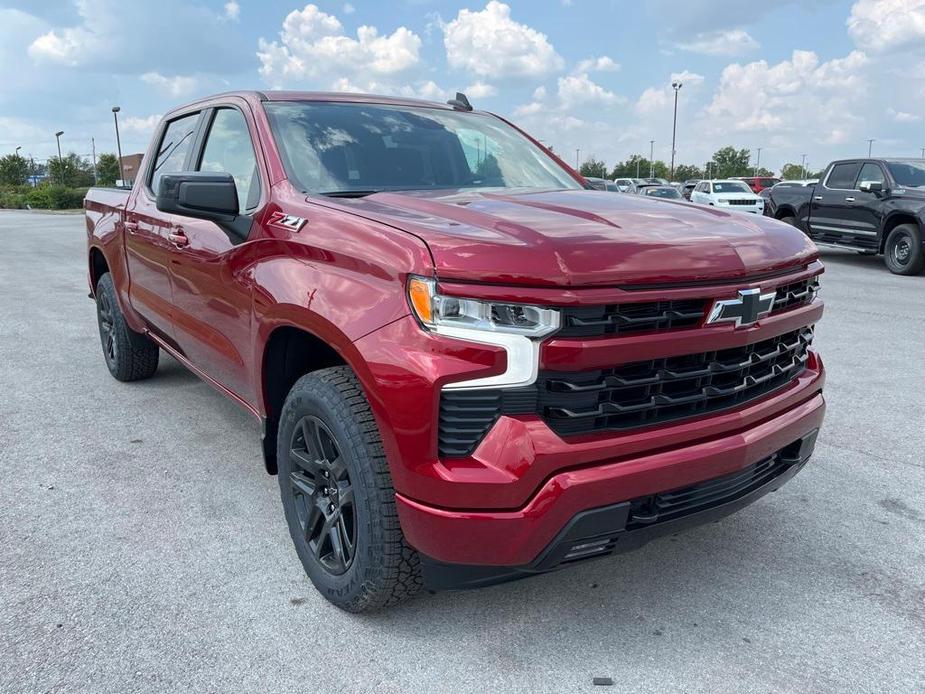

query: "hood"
xmin=322 ymin=188 xmax=817 ymax=287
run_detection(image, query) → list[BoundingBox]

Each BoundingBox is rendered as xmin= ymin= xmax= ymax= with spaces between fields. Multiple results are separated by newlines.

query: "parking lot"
xmin=1 ymin=209 xmax=923 ymax=693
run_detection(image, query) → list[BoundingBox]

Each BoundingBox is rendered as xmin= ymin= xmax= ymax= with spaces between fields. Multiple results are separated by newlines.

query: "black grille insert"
xmin=558 ymin=298 xmax=707 ymax=338
xmin=538 ymin=327 xmax=812 ymax=437
xmin=773 ymin=277 xmax=819 ymax=313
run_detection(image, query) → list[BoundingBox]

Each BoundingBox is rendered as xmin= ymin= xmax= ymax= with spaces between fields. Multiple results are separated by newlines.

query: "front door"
xmin=808 ymin=161 xmax=863 ymax=243
xmin=167 ymin=106 xmax=263 ymax=402
xmin=123 ymin=111 xmax=202 ymax=340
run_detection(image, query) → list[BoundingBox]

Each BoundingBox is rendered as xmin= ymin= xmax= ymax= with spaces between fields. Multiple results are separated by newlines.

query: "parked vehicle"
xmin=642 ymin=185 xmax=684 ymax=200
xmin=614 ymin=178 xmax=636 ymax=193
xmin=735 ymin=176 xmax=781 ymax=194
xmin=85 ymin=91 xmax=826 ymax=611
xmin=681 ymin=179 xmax=699 ymax=200
xmin=766 ymin=158 xmax=925 ymax=275
xmin=585 ymin=177 xmax=620 ymax=192
xmin=691 ymin=179 xmax=765 ymax=215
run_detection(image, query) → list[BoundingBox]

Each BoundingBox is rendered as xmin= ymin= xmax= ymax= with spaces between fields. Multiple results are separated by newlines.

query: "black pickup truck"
xmin=766 ymin=158 xmax=925 ymax=275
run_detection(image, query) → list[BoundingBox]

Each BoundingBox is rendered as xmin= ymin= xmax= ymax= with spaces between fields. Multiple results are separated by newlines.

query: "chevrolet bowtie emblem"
xmin=707 ymin=288 xmax=775 ymax=328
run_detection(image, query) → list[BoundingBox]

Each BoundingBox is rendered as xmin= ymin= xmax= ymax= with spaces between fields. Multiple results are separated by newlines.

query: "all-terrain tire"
xmin=95 ymin=273 xmax=159 ymax=381
xmin=277 ymin=366 xmax=423 ymax=612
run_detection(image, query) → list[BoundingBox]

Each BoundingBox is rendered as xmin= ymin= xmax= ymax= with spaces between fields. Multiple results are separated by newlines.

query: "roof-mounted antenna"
xmin=447 ymin=92 xmax=473 ymax=111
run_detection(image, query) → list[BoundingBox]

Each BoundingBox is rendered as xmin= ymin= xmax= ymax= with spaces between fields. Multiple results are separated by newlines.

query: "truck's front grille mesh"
xmin=557 ymin=299 xmax=706 ymax=338
xmin=773 ymin=277 xmax=819 ymax=313
xmin=437 ymin=327 xmax=813 ymax=456
xmin=727 ymin=199 xmax=759 ymax=206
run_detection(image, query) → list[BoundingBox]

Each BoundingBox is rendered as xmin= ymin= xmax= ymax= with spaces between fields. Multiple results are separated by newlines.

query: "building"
xmin=119 ymin=153 xmax=144 ymax=186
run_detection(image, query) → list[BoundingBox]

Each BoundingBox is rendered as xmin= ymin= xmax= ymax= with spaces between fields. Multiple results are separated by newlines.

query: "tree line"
xmin=0 ymin=152 xmax=121 ymax=188
xmin=579 ymin=146 xmax=825 ymax=182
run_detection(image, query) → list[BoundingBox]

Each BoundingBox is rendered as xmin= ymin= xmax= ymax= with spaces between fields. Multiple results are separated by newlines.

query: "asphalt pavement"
xmin=1 ymin=209 xmax=923 ymax=693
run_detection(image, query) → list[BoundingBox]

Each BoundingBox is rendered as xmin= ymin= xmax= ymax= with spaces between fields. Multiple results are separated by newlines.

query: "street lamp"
xmin=669 ymin=82 xmax=682 ymax=182
xmin=754 ymin=147 xmax=762 ymax=177
xmin=112 ymin=106 xmax=125 ymax=184
xmin=649 ymin=140 xmax=655 ymax=178
xmin=575 ymin=148 xmax=580 ymax=170
xmin=54 ymin=131 xmax=64 ymax=159
xmin=800 ymin=153 xmax=807 ymax=180
xmin=866 ymin=139 xmax=875 ymax=157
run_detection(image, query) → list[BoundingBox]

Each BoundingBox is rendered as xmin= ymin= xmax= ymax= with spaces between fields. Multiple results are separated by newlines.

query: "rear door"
xmin=166 ymin=103 xmax=264 ymax=401
xmin=808 ymin=161 xmax=863 ymax=243
xmin=124 ymin=111 xmax=202 ymax=340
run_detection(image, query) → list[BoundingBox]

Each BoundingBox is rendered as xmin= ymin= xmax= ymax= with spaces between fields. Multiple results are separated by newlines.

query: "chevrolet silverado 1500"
xmin=767 ymin=158 xmax=925 ymax=275
xmin=85 ymin=91 xmax=825 ymax=612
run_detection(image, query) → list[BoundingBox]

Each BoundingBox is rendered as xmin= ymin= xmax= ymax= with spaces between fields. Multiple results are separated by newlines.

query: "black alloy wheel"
xmin=97 ymin=289 xmax=118 ymax=369
xmin=288 ymin=415 xmax=356 ymax=575
xmin=884 ymin=224 xmax=925 ymax=275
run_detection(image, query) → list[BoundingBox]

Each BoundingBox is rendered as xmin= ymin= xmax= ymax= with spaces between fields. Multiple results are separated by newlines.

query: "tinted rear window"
xmin=826 ymin=163 xmax=862 ymax=189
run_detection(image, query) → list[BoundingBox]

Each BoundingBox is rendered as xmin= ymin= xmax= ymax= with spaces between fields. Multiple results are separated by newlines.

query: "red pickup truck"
xmin=85 ymin=91 xmax=825 ymax=612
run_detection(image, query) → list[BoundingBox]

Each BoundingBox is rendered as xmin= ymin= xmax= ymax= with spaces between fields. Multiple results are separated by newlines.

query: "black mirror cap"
xmin=156 ymin=172 xmax=251 ymax=241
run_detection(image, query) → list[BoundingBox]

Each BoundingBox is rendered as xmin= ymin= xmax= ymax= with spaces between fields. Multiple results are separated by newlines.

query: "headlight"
xmin=717 ymin=198 xmax=729 ymax=204
xmin=407 ymin=276 xmax=560 ymax=390
xmin=408 ymin=276 xmax=559 ymax=338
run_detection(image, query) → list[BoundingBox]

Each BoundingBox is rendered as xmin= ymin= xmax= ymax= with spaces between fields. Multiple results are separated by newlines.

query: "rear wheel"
xmin=884 ymin=224 xmax=925 ymax=275
xmin=95 ymin=273 xmax=159 ymax=381
xmin=277 ymin=366 xmax=422 ymax=612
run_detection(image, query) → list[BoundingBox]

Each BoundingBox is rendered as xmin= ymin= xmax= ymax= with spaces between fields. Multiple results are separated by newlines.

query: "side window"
xmin=826 ymin=162 xmax=862 ymax=189
xmin=198 ymin=108 xmax=261 ymax=213
xmin=149 ymin=113 xmax=200 ymax=195
xmin=857 ymin=163 xmax=885 ymax=187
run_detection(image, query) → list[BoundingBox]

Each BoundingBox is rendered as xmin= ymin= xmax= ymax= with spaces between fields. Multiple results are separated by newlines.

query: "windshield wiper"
xmin=319 ymin=190 xmax=382 ymax=198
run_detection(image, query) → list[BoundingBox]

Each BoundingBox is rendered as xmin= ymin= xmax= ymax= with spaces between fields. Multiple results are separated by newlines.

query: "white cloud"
xmin=848 ymin=0 xmax=925 ymax=53
xmin=258 ymin=4 xmax=422 ymax=89
xmin=887 ymin=107 xmax=921 ymax=122
xmin=223 ymin=1 xmax=240 ymax=21
xmin=635 ymin=72 xmax=704 ymax=115
xmin=343 ymin=3 xmax=355 ymax=14
xmin=464 ymin=82 xmax=498 ymax=98
xmin=121 ymin=114 xmax=163 ymax=134
xmin=141 ymin=72 xmax=198 ymax=98
xmin=575 ymin=56 xmax=620 ymax=73
xmin=557 ymin=73 xmax=622 ymax=106
xmin=704 ymin=50 xmax=869 ymax=135
xmin=676 ymin=29 xmax=759 ymax=56
xmin=443 ymin=1 xmax=564 ymax=79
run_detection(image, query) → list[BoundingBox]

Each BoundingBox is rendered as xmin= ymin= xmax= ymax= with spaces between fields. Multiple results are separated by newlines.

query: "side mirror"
xmin=858 ymin=180 xmax=884 ymax=194
xmin=156 ymin=172 xmax=251 ymax=240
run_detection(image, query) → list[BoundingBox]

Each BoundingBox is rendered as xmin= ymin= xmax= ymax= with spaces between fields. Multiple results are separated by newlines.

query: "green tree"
xmin=754 ymin=167 xmax=775 ymax=178
xmin=579 ymin=157 xmax=607 ymax=178
xmin=47 ymin=152 xmax=95 ymax=187
xmin=0 ymin=154 xmax=30 ymax=186
xmin=780 ymin=163 xmax=810 ymax=180
xmin=708 ymin=146 xmax=752 ymax=179
xmin=96 ymin=153 xmax=121 ymax=186
xmin=609 ymin=156 xmax=669 ymax=179
xmin=673 ymin=164 xmax=704 ymax=182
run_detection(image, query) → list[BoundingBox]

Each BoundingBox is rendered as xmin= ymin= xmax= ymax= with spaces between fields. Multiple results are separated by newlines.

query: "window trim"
xmin=192 ymin=105 xmax=265 ymax=215
xmin=143 ymin=109 xmax=204 ymax=200
xmin=856 ymin=162 xmax=887 ymax=190
xmin=822 ymin=161 xmax=865 ymax=192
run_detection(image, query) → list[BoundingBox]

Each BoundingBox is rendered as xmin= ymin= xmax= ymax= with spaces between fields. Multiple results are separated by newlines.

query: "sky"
xmin=1 ymin=0 xmax=924 ymax=175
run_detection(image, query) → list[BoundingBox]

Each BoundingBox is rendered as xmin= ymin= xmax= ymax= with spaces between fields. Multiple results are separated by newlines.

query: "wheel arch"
xmin=880 ymin=213 xmax=921 ymax=253
xmin=88 ymin=244 xmax=110 ymax=295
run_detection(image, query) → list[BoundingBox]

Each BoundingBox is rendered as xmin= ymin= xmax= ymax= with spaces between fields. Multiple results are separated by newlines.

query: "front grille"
xmin=727 ymin=199 xmax=759 ymax=206
xmin=438 ymin=327 xmax=813 ymax=455
xmin=538 ymin=327 xmax=812 ymax=437
xmin=773 ymin=277 xmax=819 ymax=313
xmin=558 ymin=299 xmax=706 ymax=338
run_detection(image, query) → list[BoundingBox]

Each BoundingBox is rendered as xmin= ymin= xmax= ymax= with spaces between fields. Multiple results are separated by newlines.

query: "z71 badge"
xmin=267 ymin=211 xmax=307 ymax=231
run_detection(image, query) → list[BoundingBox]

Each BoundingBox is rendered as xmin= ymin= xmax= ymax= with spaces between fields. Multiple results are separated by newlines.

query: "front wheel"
xmin=884 ymin=224 xmax=925 ymax=275
xmin=277 ymin=366 xmax=422 ymax=612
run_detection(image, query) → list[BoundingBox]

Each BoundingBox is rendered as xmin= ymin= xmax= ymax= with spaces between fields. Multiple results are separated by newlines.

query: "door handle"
xmin=124 ymin=221 xmax=140 ymax=233
xmin=167 ymin=230 xmax=190 ymax=248
xmin=813 ymin=196 xmax=823 ymax=201
xmin=845 ymin=197 xmax=855 ymax=202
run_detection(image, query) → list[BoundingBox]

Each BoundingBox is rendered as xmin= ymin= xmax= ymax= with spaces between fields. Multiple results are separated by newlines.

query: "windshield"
xmin=886 ymin=161 xmax=925 ymax=188
xmin=712 ymin=181 xmax=751 ymax=194
xmin=263 ymin=102 xmax=582 ymax=194
xmin=646 ymin=187 xmax=681 ymax=199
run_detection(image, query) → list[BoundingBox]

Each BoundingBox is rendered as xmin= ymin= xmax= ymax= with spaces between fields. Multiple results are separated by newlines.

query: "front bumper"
xmin=395 ymin=389 xmax=824 ymax=569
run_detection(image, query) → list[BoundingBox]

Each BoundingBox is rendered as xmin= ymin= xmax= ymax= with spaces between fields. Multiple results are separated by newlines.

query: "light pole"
xmin=635 ymin=157 xmax=640 ymax=179
xmin=54 ymin=131 xmax=63 ymax=159
xmin=575 ymin=148 xmax=580 ymax=171
xmin=15 ymin=146 xmax=21 ymax=157
xmin=920 ymin=147 xmax=924 ymax=158
xmin=754 ymin=147 xmax=762 ymax=177
xmin=649 ymin=140 xmax=655 ymax=178
xmin=112 ymin=106 xmax=125 ymax=184
xmin=866 ymin=139 xmax=874 ymax=157
xmin=669 ymin=82 xmax=682 ymax=182
xmin=800 ymin=153 xmax=807 ymax=180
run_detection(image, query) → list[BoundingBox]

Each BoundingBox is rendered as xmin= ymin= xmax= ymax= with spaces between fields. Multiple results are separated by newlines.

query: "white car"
xmin=690 ymin=179 xmax=765 ymax=215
